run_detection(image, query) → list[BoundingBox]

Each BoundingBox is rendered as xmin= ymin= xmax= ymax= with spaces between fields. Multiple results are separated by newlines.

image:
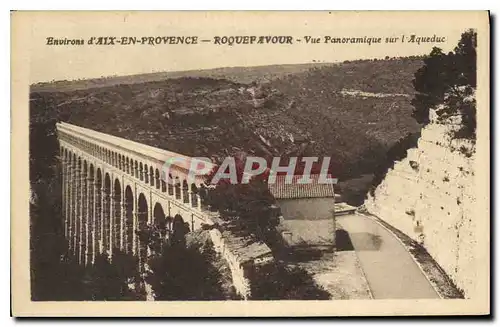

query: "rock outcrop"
xmin=364 ymin=108 xmax=477 ymax=298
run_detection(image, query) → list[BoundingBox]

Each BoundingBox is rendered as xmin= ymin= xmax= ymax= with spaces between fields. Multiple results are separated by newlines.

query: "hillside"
xmin=30 ymin=58 xmax=424 ymax=201
xmin=267 ymin=58 xmax=423 ymax=178
xmin=30 ymin=63 xmax=336 ymax=93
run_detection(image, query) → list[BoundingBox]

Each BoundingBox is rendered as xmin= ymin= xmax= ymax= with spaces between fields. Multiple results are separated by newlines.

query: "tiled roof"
xmin=268 ymin=174 xmax=338 ymax=199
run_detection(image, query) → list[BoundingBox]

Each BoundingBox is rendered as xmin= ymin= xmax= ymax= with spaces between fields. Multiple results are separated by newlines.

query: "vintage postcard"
xmin=11 ymin=11 xmax=490 ymax=316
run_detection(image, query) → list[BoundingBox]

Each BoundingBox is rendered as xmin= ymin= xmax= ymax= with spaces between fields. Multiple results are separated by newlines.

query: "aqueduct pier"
xmin=57 ymin=122 xmax=215 ymax=268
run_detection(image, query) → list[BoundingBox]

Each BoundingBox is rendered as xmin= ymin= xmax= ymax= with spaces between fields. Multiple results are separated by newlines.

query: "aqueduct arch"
xmin=124 ymin=185 xmax=134 ymax=254
xmin=57 ymin=122 xmax=215 ymax=270
xmin=103 ymin=173 xmax=111 ymax=254
xmin=137 ymin=193 xmax=148 ymax=271
xmin=113 ymin=178 xmax=121 ymax=250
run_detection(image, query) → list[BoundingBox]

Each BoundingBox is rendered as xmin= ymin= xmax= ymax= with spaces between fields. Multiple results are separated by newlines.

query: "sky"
xmin=13 ymin=11 xmax=486 ymax=83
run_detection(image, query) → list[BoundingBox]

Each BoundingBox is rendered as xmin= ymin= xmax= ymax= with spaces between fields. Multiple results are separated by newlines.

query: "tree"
xmin=411 ymin=29 xmax=477 ymax=140
xmin=200 ymin=155 xmax=279 ymax=242
xmin=139 ymin=224 xmax=228 ymax=301
xmin=249 ymin=263 xmax=331 ymax=300
xmin=203 ymin=177 xmax=279 ymax=241
xmin=84 ymin=250 xmax=143 ymax=301
xmin=146 ymin=241 xmax=227 ymax=300
xmin=453 ymin=29 xmax=477 ymax=88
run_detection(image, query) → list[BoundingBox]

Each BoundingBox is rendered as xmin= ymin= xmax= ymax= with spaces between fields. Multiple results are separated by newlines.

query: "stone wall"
xmin=277 ymin=197 xmax=339 ymax=221
xmin=209 ymin=228 xmax=251 ymax=299
xmin=364 ymin=109 xmax=477 ymax=298
xmin=208 ymin=224 xmax=274 ymax=299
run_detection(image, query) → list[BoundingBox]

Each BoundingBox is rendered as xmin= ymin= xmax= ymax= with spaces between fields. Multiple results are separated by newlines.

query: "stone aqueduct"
xmin=57 ymin=122 xmax=215 ymax=268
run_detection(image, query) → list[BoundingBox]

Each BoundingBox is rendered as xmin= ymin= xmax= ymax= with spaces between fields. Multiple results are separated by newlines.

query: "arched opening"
xmin=182 ymin=180 xmax=189 ymax=204
xmin=168 ymin=174 xmax=174 ymax=196
xmin=118 ymin=154 xmax=122 ymax=170
xmin=153 ymin=203 xmax=167 ymax=243
xmin=113 ymin=178 xmax=122 ymax=251
xmin=165 ymin=216 xmax=173 ymax=235
xmin=126 ymin=157 xmax=130 ymax=174
xmin=172 ymin=214 xmax=189 ymax=247
xmin=68 ymin=152 xmax=74 ymax=250
xmin=137 ymin=193 xmax=149 ymax=271
xmin=155 ymin=168 xmax=160 ymax=190
xmin=135 ymin=160 xmax=139 ymax=179
xmin=74 ymin=157 xmax=82 ymax=259
xmin=190 ymin=183 xmax=198 ymax=208
xmin=67 ymin=152 xmax=75 ymax=246
xmin=81 ymin=161 xmax=88 ymax=264
xmin=149 ymin=166 xmax=155 ymax=187
xmin=62 ymin=149 xmax=68 ymax=238
xmin=95 ymin=169 xmax=103 ymax=254
xmin=103 ymin=173 xmax=111 ymax=255
xmin=124 ymin=186 xmax=134 ymax=254
xmin=161 ymin=177 xmax=167 ymax=193
xmin=144 ymin=164 xmax=149 ymax=184
xmin=88 ymin=164 xmax=95 ymax=264
xmin=139 ymin=163 xmax=144 ymax=181
xmin=198 ymin=184 xmax=208 ymax=210
xmin=174 ymin=177 xmax=181 ymax=200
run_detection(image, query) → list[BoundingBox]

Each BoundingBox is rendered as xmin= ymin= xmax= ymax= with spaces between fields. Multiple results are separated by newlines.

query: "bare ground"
xmin=278 ymin=218 xmax=372 ymax=299
xmin=290 ymin=251 xmax=372 ymax=300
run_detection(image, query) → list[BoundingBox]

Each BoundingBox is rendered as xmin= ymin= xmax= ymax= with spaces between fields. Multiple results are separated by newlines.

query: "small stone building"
xmin=268 ymin=174 xmax=341 ymax=220
xmin=268 ymin=174 xmax=340 ymax=249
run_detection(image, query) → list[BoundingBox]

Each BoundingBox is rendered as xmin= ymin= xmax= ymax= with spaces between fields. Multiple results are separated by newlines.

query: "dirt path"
xmin=337 ymin=214 xmax=439 ymax=299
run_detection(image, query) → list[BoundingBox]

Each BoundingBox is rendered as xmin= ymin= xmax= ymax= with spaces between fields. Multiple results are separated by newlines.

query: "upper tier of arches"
xmin=56 ymin=122 xmax=214 ymax=191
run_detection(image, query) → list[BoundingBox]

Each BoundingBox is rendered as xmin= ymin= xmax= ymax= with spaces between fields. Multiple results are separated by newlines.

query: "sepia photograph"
xmin=11 ymin=11 xmax=490 ymax=316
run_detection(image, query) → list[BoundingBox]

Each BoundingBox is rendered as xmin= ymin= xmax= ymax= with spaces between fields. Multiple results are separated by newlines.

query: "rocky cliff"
xmin=364 ymin=108 xmax=477 ymax=298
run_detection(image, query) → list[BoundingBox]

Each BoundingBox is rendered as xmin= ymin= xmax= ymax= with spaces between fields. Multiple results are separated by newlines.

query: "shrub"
xmin=249 ymin=263 xmax=330 ymax=300
xmin=145 ymin=235 xmax=227 ymax=301
xmin=459 ymin=145 xmax=474 ymax=158
xmin=411 ymin=30 xmax=477 ymax=140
